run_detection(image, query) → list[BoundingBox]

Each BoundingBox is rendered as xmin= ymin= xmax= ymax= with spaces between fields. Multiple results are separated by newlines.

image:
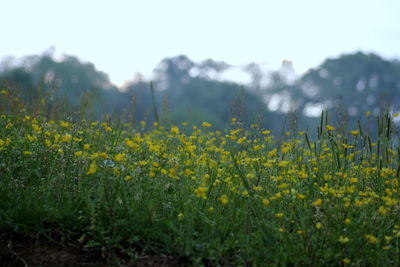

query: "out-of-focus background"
xmin=1 ymin=0 xmax=400 ymax=133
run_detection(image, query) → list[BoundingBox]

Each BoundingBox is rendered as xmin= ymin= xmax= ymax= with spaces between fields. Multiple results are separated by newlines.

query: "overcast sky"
xmin=1 ymin=0 xmax=399 ymax=86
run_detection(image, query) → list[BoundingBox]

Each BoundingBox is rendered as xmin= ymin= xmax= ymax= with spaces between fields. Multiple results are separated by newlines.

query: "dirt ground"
xmin=0 ymin=232 xmax=186 ymax=267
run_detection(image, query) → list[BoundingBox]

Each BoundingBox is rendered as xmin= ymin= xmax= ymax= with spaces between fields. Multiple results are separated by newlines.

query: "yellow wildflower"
xmin=312 ymin=198 xmax=323 ymax=206
xmin=194 ymin=186 xmax=208 ymax=199
xmin=114 ymin=153 xmax=126 ymax=162
xmin=339 ymin=236 xmax=350 ymax=244
xmin=365 ymin=234 xmax=378 ymax=244
xmin=62 ymin=133 xmax=72 ymax=143
xmin=86 ymin=161 xmax=97 ymax=175
xmin=219 ymin=194 xmax=229 ymax=205
xmin=262 ymin=199 xmax=270 ymax=206
xmin=326 ymin=125 xmax=335 ymax=131
xmin=60 ymin=121 xmax=70 ymax=128
xmin=237 ymin=137 xmax=247 ymax=144
xmin=342 ymin=258 xmax=351 ymax=264
xmin=171 ymin=126 xmax=180 ymax=134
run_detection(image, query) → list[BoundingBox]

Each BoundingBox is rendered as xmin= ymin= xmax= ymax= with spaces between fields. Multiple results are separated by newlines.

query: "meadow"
xmin=0 ymin=87 xmax=400 ymax=266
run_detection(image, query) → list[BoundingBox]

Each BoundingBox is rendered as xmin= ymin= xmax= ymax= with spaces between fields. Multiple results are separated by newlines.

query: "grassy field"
xmin=1 ymin=88 xmax=400 ymax=266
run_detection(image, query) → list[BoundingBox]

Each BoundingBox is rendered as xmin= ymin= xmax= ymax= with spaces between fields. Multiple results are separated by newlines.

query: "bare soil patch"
xmin=0 ymin=232 xmax=185 ymax=267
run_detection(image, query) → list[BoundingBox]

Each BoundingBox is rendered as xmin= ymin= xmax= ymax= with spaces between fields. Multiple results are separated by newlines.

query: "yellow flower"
xmin=45 ymin=139 xmax=52 ymax=147
xmin=83 ymin=144 xmax=91 ymax=150
xmin=281 ymin=146 xmax=291 ymax=154
xmin=54 ymin=134 xmax=61 ymax=143
xmin=168 ymin=168 xmax=178 ymax=179
xmin=277 ymin=161 xmax=289 ymax=168
xmin=219 ymin=194 xmax=229 ymax=205
xmin=246 ymin=172 xmax=255 ymax=179
xmin=365 ymin=234 xmax=378 ymax=244
xmin=60 ymin=121 xmax=70 ymax=128
xmin=275 ymin=213 xmax=284 ymax=218
xmin=316 ymin=222 xmax=323 ymax=229
xmin=202 ymin=122 xmax=212 ymax=127
xmin=296 ymin=230 xmax=305 ymax=235
xmin=86 ymin=161 xmax=97 ymax=175
xmin=23 ymin=151 xmax=32 ymax=155
xmin=349 ymin=177 xmax=358 ymax=184
xmin=268 ymin=148 xmax=277 ymax=157
xmin=62 ymin=133 xmax=72 ymax=143
xmin=342 ymin=143 xmax=353 ymax=149
xmin=171 ymin=126 xmax=180 ymax=134
xmin=342 ymin=258 xmax=351 ymax=264
xmin=114 ymin=153 xmax=126 ymax=162
xmin=177 ymin=212 xmax=184 ymax=220
xmin=32 ymin=124 xmax=41 ymax=133
xmin=326 ymin=125 xmax=335 ymax=131
xmin=99 ymin=152 xmax=108 ymax=159
xmin=26 ymin=134 xmax=37 ymax=142
xmin=124 ymin=175 xmax=132 ymax=181
xmin=378 ymin=206 xmax=388 ymax=216
xmin=262 ymin=199 xmax=270 ymax=206
xmin=113 ymin=167 xmax=121 ymax=176
xmin=351 ymin=130 xmax=359 ymax=136
xmin=253 ymin=186 xmax=263 ymax=191
xmin=312 ymin=198 xmax=323 ymax=206
xmin=194 ymin=186 xmax=208 ymax=199
xmin=297 ymin=193 xmax=306 ymax=200
xmin=124 ymin=139 xmax=137 ymax=149
xmin=253 ymin=145 xmax=262 ymax=151
xmin=75 ymin=151 xmax=83 ymax=157
xmin=339 ymin=236 xmax=350 ymax=244
xmin=237 ymin=137 xmax=247 ymax=144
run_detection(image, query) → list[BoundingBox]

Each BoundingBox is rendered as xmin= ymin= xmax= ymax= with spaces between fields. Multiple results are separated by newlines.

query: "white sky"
xmin=1 ymin=0 xmax=399 ymax=86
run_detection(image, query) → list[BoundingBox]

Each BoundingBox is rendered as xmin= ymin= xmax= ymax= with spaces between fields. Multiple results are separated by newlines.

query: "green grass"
xmin=1 ymin=88 xmax=400 ymax=266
